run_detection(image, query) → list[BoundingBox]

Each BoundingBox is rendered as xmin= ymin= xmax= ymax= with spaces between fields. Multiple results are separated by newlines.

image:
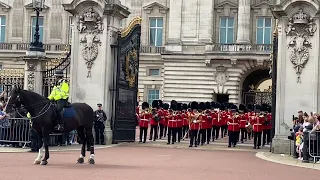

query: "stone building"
xmin=121 ymin=0 xmax=274 ymax=105
xmin=0 ymin=0 xmax=273 ymax=105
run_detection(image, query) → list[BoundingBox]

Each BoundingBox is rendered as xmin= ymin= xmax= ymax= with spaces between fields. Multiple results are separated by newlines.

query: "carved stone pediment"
xmin=286 ymin=8 xmax=316 ymax=83
xmin=252 ymin=0 xmax=271 ymax=9
xmin=0 ymin=2 xmax=10 ymax=12
xmin=143 ymin=2 xmax=169 ymax=14
xmin=24 ymin=3 xmax=49 ymax=9
xmin=214 ymin=0 xmax=238 ymax=15
xmin=78 ymin=7 xmax=104 ymax=78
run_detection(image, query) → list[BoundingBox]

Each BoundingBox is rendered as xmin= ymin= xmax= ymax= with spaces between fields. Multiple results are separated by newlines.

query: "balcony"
xmin=209 ymin=43 xmax=272 ymax=53
xmin=0 ymin=43 xmax=69 ymax=52
xmin=140 ymin=45 xmax=165 ymax=54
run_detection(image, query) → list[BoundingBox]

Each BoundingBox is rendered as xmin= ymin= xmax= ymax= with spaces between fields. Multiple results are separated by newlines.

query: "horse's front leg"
xmin=33 ymin=131 xmax=43 ymax=165
xmin=40 ymin=132 xmax=50 ymax=165
xmin=86 ymin=130 xmax=95 ymax=165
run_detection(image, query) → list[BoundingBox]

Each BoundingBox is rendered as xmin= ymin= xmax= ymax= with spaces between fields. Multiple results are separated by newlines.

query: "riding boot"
xmin=55 ymin=113 xmax=64 ymax=131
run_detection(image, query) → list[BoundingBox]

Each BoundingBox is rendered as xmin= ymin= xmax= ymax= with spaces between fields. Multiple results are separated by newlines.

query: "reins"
xmin=15 ymin=102 xmax=53 ymax=120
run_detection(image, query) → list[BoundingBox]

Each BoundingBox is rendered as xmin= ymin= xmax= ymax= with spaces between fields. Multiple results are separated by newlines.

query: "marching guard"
xmin=205 ymin=102 xmax=212 ymax=144
xmin=251 ymin=105 xmax=264 ymax=149
xmin=149 ymin=100 xmax=160 ymax=141
xmin=167 ymin=100 xmax=178 ymax=144
xmin=239 ymin=104 xmax=248 ymax=143
xmin=139 ymin=102 xmax=150 ymax=143
xmin=262 ymin=104 xmax=272 ymax=146
xmin=189 ymin=102 xmax=201 ymax=147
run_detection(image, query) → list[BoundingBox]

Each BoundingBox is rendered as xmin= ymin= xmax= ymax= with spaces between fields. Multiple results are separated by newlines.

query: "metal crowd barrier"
xmin=0 ymin=118 xmax=31 ymax=148
xmin=308 ymin=130 xmax=320 ymax=163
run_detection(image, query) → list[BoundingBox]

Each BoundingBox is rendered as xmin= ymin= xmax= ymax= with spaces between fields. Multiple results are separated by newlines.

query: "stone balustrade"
xmin=140 ymin=45 xmax=165 ymax=54
xmin=0 ymin=43 xmax=70 ymax=52
xmin=211 ymin=43 xmax=272 ymax=53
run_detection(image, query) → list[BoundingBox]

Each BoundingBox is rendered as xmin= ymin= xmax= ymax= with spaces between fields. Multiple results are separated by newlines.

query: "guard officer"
xmin=94 ymin=103 xmax=107 ymax=145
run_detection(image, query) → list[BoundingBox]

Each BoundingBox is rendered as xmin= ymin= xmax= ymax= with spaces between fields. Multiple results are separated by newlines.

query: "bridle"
xmin=6 ymin=92 xmax=53 ymax=120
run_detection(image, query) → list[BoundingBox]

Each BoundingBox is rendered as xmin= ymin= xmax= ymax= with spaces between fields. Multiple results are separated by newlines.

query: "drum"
xmin=245 ymin=123 xmax=253 ymax=133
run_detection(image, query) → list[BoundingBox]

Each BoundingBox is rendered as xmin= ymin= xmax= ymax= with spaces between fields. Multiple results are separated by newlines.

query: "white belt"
xmin=240 ymin=120 xmax=246 ymax=122
xmin=228 ymin=123 xmax=238 ymax=125
xmin=254 ymin=124 xmax=262 ymax=126
xmin=141 ymin=119 xmax=148 ymax=121
xmin=169 ymin=120 xmax=176 ymax=122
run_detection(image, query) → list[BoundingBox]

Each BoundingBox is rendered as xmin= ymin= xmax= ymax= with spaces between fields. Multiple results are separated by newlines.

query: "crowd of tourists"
xmin=290 ymin=111 xmax=320 ymax=161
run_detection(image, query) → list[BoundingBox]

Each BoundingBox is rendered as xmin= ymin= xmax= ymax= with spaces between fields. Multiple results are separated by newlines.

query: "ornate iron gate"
xmin=42 ymin=45 xmax=71 ymax=97
xmin=242 ymin=89 xmax=272 ymax=106
xmin=0 ymin=69 xmax=25 ymax=101
xmin=112 ymin=17 xmax=141 ymax=143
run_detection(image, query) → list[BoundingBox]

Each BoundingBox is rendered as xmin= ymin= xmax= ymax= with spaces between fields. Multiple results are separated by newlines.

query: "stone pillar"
xmin=63 ymin=0 xmax=130 ymax=145
xmin=166 ymin=0 xmax=182 ymax=52
xmin=23 ymin=55 xmax=47 ymax=95
xmin=198 ymin=0 xmax=213 ymax=43
xmin=271 ymin=3 xmax=319 ymax=154
xmin=236 ymin=0 xmax=251 ymax=44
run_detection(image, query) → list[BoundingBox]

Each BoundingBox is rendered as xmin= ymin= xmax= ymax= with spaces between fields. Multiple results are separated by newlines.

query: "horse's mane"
xmin=20 ymin=90 xmax=47 ymax=101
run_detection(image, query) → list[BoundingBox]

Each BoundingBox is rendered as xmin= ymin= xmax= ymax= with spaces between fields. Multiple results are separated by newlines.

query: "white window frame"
xmin=256 ymin=17 xmax=272 ymax=44
xmin=31 ymin=16 xmax=44 ymax=42
xmin=147 ymin=89 xmax=160 ymax=104
xmin=219 ymin=17 xmax=234 ymax=44
xmin=68 ymin=16 xmax=73 ymax=44
xmin=0 ymin=16 xmax=6 ymax=42
xmin=149 ymin=18 xmax=163 ymax=47
xmin=149 ymin=68 xmax=160 ymax=76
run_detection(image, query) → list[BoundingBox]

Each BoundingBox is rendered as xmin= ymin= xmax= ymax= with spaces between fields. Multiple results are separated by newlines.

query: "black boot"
xmin=55 ymin=113 xmax=64 ymax=131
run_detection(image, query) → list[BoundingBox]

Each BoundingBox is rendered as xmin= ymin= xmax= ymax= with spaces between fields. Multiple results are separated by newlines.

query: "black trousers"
xmin=197 ymin=129 xmax=206 ymax=145
xmin=206 ymin=128 xmax=211 ymax=143
xmin=56 ymin=99 xmax=68 ymax=124
xmin=253 ymin=132 xmax=262 ymax=147
xmin=189 ymin=130 xmax=198 ymax=146
xmin=139 ymin=127 xmax=148 ymax=142
xmin=182 ymin=126 xmax=189 ymax=138
xmin=149 ymin=125 xmax=158 ymax=140
xmin=221 ymin=125 xmax=227 ymax=138
xmin=212 ymin=126 xmax=220 ymax=140
xmin=164 ymin=126 xmax=167 ymax=137
xmin=177 ymin=127 xmax=182 ymax=142
xmin=228 ymin=131 xmax=237 ymax=146
xmin=94 ymin=122 xmax=105 ymax=144
xmin=159 ymin=123 xmax=164 ymax=139
xmin=167 ymin=127 xmax=177 ymax=144
xmin=240 ymin=128 xmax=247 ymax=142
xmin=262 ymin=129 xmax=271 ymax=145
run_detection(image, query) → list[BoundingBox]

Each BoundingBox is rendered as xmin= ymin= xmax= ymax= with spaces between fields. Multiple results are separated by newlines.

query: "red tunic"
xmin=228 ymin=116 xmax=240 ymax=132
xmin=163 ymin=110 xmax=168 ymax=126
xmin=263 ymin=113 xmax=272 ymax=130
xmin=158 ymin=110 xmax=165 ymax=125
xmin=205 ymin=115 xmax=212 ymax=129
xmin=239 ymin=114 xmax=247 ymax=129
xmin=220 ymin=113 xmax=228 ymax=126
xmin=177 ymin=113 xmax=183 ymax=128
xmin=182 ymin=113 xmax=188 ymax=126
xmin=167 ymin=115 xmax=178 ymax=128
xmin=251 ymin=116 xmax=264 ymax=132
xmin=150 ymin=112 xmax=159 ymax=126
xmin=212 ymin=113 xmax=218 ymax=126
xmin=190 ymin=113 xmax=201 ymax=130
xmin=139 ymin=113 xmax=150 ymax=128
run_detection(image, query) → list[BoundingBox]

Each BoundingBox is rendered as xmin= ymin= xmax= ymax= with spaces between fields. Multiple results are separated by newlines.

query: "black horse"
xmin=5 ymin=86 xmax=95 ymax=165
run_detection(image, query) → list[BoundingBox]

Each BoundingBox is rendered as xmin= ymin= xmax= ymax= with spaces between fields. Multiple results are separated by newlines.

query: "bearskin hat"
xmin=231 ymin=104 xmax=238 ymax=110
xmin=170 ymin=100 xmax=178 ymax=110
xmin=239 ymin=104 xmax=247 ymax=113
xmin=182 ymin=103 xmax=188 ymax=110
xmin=220 ymin=103 xmax=226 ymax=110
xmin=177 ymin=103 xmax=182 ymax=111
xmin=211 ymin=102 xmax=216 ymax=109
xmin=152 ymin=100 xmax=159 ymax=108
xmin=261 ymin=103 xmax=269 ymax=112
xmin=199 ymin=102 xmax=206 ymax=111
xmin=158 ymin=100 xmax=163 ymax=108
xmin=267 ymin=105 xmax=272 ymax=113
xmin=191 ymin=101 xmax=198 ymax=110
xmin=254 ymin=104 xmax=261 ymax=113
xmin=142 ymin=102 xmax=149 ymax=110
xmin=205 ymin=102 xmax=211 ymax=109
xmin=247 ymin=104 xmax=253 ymax=111
xmin=163 ymin=103 xmax=169 ymax=110
xmin=215 ymin=102 xmax=221 ymax=109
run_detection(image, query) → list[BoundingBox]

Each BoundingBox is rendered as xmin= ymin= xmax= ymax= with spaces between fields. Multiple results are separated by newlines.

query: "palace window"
xmin=149 ymin=69 xmax=160 ymax=76
xmin=219 ymin=17 xmax=234 ymax=44
xmin=256 ymin=17 xmax=272 ymax=44
xmin=147 ymin=89 xmax=160 ymax=104
xmin=31 ymin=16 xmax=44 ymax=42
xmin=149 ymin=18 xmax=163 ymax=46
xmin=0 ymin=16 xmax=6 ymax=42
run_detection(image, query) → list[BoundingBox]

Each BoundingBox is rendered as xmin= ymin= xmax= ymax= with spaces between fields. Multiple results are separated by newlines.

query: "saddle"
xmin=52 ymin=101 xmax=75 ymax=119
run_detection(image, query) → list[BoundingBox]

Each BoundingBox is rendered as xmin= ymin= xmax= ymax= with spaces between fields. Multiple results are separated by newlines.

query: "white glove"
xmin=193 ymin=120 xmax=197 ymax=123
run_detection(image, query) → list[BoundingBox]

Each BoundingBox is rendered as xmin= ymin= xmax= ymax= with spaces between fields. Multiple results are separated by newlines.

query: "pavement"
xmin=1 ymin=145 xmax=319 ymax=180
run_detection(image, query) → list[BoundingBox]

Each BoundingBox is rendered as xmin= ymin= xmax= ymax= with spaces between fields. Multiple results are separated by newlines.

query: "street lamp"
xmin=30 ymin=0 xmax=45 ymax=52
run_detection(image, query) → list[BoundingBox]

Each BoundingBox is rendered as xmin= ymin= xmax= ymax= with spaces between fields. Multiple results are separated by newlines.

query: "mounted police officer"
xmin=48 ymin=70 xmax=69 ymax=131
xmin=94 ymin=103 xmax=107 ymax=145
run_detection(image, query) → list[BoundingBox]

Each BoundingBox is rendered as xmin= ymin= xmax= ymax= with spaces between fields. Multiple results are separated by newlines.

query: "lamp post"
xmin=29 ymin=0 xmax=45 ymax=52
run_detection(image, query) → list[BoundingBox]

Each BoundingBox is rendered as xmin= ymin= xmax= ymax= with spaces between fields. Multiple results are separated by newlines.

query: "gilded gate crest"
xmin=125 ymin=49 xmax=138 ymax=88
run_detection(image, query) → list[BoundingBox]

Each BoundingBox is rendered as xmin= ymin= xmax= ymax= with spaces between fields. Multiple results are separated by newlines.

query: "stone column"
xmin=63 ymin=0 xmax=130 ymax=145
xmin=23 ymin=55 xmax=47 ymax=95
xmin=199 ymin=0 xmax=213 ymax=43
xmin=166 ymin=0 xmax=182 ymax=52
xmin=236 ymin=0 xmax=251 ymax=44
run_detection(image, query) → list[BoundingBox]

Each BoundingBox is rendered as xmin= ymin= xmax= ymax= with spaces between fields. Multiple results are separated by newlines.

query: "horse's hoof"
xmin=77 ymin=158 xmax=84 ymax=164
xmin=33 ymin=160 xmax=41 ymax=165
xmin=40 ymin=161 xmax=48 ymax=165
xmin=88 ymin=158 xmax=95 ymax=165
